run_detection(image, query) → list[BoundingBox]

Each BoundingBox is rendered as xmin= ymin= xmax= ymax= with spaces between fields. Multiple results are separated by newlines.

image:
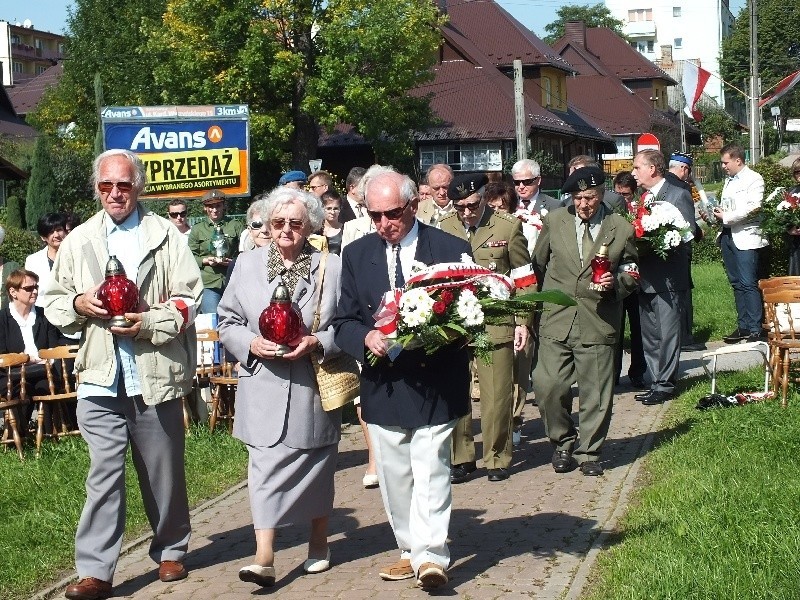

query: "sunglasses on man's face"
xmin=513 ymin=177 xmax=539 ymax=187
xmin=248 ymin=220 xmax=267 ymax=230
xmin=169 ymin=210 xmax=187 ymax=218
xmin=20 ymin=284 xmax=39 ymax=293
xmin=98 ymin=181 xmax=134 ymax=193
xmin=454 ymin=199 xmax=482 ymax=212
xmin=367 ymin=200 xmax=410 ymax=222
xmin=270 ymin=218 xmax=305 ymax=231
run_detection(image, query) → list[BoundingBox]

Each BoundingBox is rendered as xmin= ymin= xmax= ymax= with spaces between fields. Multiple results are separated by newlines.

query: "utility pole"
xmin=514 ymin=60 xmax=527 ymax=160
xmin=748 ymin=0 xmax=761 ymax=163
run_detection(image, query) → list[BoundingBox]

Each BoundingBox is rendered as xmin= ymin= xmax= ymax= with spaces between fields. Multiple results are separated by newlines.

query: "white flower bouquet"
xmin=369 ymin=256 xmax=575 ymax=365
xmin=627 ymin=199 xmax=693 ymax=259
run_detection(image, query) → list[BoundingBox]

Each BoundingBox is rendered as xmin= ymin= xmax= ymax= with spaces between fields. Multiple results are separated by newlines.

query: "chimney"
xmin=564 ymin=20 xmax=587 ymax=48
xmin=660 ymin=45 xmax=673 ymax=66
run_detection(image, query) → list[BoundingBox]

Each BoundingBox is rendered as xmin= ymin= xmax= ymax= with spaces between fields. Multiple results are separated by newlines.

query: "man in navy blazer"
xmin=334 ymin=165 xmax=471 ymax=590
xmin=632 ymin=149 xmax=695 ymax=405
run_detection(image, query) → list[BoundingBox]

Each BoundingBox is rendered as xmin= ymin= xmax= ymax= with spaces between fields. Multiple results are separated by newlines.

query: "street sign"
xmin=101 ymin=105 xmax=250 ymax=199
xmin=637 ymin=133 xmax=660 ymax=151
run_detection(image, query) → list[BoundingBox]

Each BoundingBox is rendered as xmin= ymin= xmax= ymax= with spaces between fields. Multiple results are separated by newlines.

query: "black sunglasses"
xmin=248 ymin=220 xmax=266 ymax=230
xmin=454 ymin=199 xmax=483 ymax=212
xmin=513 ymin=177 xmax=539 ymax=187
xmin=169 ymin=210 xmax=188 ymax=218
xmin=20 ymin=284 xmax=39 ymax=292
xmin=367 ymin=200 xmax=410 ymax=222
xmin=98 ymin=181 xmax=134 ymax=193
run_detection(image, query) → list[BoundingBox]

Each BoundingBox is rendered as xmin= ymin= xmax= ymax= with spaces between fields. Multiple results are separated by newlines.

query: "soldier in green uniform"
xmin=531 ymin=167 xmax=639 ymax=476
xmin=188 ymin=189 xmax=244 ymax=313
xmin=440 ymin=174 xmax=534 ymax=482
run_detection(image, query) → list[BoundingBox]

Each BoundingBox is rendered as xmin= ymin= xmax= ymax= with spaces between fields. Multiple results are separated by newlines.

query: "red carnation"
xmin=433 ymin=301 xmax=447 ymax=315
xmin=463 ymin=283 xmax=478 ymax=294
xmin=440 ymin=289 xmax=454 ymax=305
xmin=633 ymin=220 xmax=645 ymax=238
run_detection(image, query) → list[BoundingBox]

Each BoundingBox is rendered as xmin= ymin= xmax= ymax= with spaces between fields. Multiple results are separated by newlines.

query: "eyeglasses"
xmin=270 ymin=218 xmax=305 ymax=231
xmin=513 ymin=177 xmax=539 ymax=187
xmin=169 ymin=210 xmax=187 ymax=218
xmin=794 ymin=170 xmax=800 ymax=176
xmin=366 ymin=200 xmax=410 ymax=222
xmin=454 ymin=199 xmax=483 ymax=212
xmin=98 ymin=181 xmax=134 ymax=193
xmin=248 ymin=220 xmax=266 ymax=230
xmin=20 ymin=284 xmax=39 ymax=292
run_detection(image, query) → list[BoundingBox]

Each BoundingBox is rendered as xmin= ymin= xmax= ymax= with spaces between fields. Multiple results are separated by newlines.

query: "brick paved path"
xmin=36 ymin=343 xmax=762 ymax=599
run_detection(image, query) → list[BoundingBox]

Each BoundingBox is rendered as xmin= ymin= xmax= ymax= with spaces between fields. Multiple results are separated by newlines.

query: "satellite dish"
xmin=23 ymin=19 xmax=33 ymax=28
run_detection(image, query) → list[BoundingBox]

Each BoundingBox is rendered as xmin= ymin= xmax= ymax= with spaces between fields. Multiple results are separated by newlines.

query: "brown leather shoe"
xmin=158 ymin=560 xmax=188 ymax=582
xmin=64 ymin=577 xmax=112 ymax=600
xmin=378 ymin=558 xmax=415 ymax=581
xmin=416 ymin=562 xmax=448 ymax=589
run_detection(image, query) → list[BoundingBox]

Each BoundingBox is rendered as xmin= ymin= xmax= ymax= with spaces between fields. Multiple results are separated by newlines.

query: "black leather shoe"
xmin=641 ymin=390 xmax=673 ymax=405
xmin=551 ymin=450 xmax=577 ymax=473
xmin=487 ymin=468 xmax=509 ymax=482
xmin=629 ymin=376 xmax=647 ymax=389
xmin=634 ymin=389 xmax=654 ymax=401
xmin=450 ymin=461 xmax=476 ymax=484
xmin=579 ymin=461 xmax=604 ymax=476
xmin=723 ymin=328 xmax=748 ymax=344
xmin=746 ymin=330 xmax=767 ymax=343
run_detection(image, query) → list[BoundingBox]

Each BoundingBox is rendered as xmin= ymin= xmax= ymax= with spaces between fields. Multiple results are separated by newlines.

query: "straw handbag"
xmin=310 ymin=251 xmax=360 ymax=411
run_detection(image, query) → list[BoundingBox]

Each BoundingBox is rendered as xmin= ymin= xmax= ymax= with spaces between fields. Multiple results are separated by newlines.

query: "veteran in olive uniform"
xmin=531 ymin=167 xmax=639 ymax=477
xmin=440 ymin=174 xmax=534 ymax=483
xmin=188 ymin=189 xmax=244 ymax=313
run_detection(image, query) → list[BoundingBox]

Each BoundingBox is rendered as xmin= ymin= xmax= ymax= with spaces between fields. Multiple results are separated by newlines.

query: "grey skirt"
xmin=247 ymin=441 xmax=337 ymax=529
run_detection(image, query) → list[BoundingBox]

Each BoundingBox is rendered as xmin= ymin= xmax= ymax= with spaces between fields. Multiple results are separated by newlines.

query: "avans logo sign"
xmin=129 ymin=126 xmax=220 ymax=151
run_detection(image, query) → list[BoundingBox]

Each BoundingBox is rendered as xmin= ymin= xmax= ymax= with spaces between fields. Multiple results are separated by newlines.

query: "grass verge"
xmin=583 ymin=369 xmax=800 ymax=599
xmin=0 ymin=424 xmax=247 ymax=598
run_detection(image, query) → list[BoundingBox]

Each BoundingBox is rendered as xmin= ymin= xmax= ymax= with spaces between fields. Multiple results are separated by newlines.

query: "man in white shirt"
xmin=713 ymin=143 xmax=768 ymax=343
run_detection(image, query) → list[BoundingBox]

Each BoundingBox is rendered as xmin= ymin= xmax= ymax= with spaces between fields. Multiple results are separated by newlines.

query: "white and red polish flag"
xmin=683 ymin=61 xmax=712 ymax=121
xmin=759 ymin=70 xmax=800 ymax=108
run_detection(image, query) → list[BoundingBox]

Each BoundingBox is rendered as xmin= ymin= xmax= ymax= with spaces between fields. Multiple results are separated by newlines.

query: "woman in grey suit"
xmin=218 ymin=187 xmax=343 ymax=587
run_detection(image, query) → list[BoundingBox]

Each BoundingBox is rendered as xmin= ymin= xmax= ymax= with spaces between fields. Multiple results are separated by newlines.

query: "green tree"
xmin=720 ymin=0 xmax=800 ymax=134
xmin=544 ymin=3 xmax=625 ymax=45
xmin=25 ymin=135 xmax=58 ymax=230
xmin=697 ymin=104 xmax=739 ymax=145
xmin=5 ymin=196 xmax=25 ymax=229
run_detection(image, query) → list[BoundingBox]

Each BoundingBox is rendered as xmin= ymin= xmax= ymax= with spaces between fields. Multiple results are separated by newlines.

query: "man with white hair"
xmin=334 ymin=165 xmax=471 ymax=589
xmin=511 ymin=158 xmax=563 ymax=214
xmin=416 ymin=163 xmax=454 ymax=226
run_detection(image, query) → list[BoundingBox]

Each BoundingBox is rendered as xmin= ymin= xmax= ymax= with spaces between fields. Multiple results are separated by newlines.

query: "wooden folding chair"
xmin=0 ymin=353 xmax=30 ymax=461
xmin=762 ymin=288 xmax=800 ymax=407
xmin=32 ymin=345 xmax=80 ymax=458
xmin=202 ymin=330 xmax=237 ymax=433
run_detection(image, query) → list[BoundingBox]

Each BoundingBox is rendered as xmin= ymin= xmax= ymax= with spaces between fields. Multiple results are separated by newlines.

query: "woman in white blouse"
xmin=0 ymin=269 xmax=67 ymax=426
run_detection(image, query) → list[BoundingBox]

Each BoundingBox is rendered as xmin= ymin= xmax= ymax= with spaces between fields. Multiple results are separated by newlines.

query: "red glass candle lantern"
xmin=588 ymin=244 xmax=611 ymax=291
xmin=259 ymin=283 xmax=302 ymax=352
xmin=97 ymin=256 xmax=140 ymax=327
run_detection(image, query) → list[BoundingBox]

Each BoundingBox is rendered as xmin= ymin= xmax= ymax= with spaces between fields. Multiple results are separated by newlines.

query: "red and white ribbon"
xmin=170 ymin=297 xmax=197 ymax=332
xmin=511 ymin=264 xmax=537 ymax=289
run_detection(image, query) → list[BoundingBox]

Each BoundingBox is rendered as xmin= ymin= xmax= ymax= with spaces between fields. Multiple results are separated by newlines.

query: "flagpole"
xmin=679 ymin=98 xmax=687 ymax=152
xmin=748 ymin=0 xmax=761 ymax=163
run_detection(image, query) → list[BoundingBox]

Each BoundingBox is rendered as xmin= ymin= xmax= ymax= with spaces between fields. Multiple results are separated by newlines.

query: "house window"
xmin=543 ymin=76 xmax=552 ymax=107
xmin=674 ymin=38 xmax=683 ymax=49
xmin=11 ymin=35 xmax=20 ymax=45
xmin=602 ymin=136 xmax=634 ymax=160
xmin=419 ymin=143 xmax=504 ymax=173
xmin=12 ymin=61 xmax=23 ymax=73
xmin=673 ymin=7 xmax=682 ymax=17
xmin=647 ymin=41 xmax=654 ymax=53
xmin=35 ymin=65 xmax=47 ymax=75
xmin=627 ymin=8 xmax=653 ymax=21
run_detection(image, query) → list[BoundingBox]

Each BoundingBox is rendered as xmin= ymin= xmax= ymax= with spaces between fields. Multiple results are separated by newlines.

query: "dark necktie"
xmin=393 ymin=244 xmax=404 ymax=289
xmin=467 ymin=226 xmax=476 ymax=240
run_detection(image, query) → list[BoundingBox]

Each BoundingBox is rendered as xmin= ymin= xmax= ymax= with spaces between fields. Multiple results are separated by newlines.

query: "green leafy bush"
xmin=691 ymin=226 xmax=722 ymax=265
xmin=0 ymin=223 xmax=42 ymax=264
xmin=5 ymin=196 xmax=25 ymax=229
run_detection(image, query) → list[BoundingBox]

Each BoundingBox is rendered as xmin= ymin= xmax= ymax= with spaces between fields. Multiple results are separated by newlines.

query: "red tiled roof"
xmin=7 ymin=62 xmax=63 ymax=115
xmin=553 ymin=26 xmax=675 ymax=84
xmin=0 ymin=86 xmax=37 ymax=140
xmin=411 ymin=23 xmax=611 ymax=144
xmin=445 ymin=0 xmax=574 ymax=73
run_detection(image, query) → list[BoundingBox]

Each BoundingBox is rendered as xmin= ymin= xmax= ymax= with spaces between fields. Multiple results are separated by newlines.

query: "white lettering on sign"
xmin=129 ymin=127 xmax=207 ymax=151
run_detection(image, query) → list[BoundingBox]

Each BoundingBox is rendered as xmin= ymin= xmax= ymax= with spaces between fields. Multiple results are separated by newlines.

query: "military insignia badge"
xmin=578 ymin=179 xmax=588 ymax=191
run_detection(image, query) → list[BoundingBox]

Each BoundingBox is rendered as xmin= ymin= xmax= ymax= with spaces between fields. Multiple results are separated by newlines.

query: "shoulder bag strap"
xmin=311 ymin=250 xmax=329 ymax=334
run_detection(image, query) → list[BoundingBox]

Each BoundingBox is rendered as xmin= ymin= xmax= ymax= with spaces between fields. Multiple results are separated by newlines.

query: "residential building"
xmin=1 ymin=19 xmax=65 ymax=87
xmin=605 ymin=0 xmax=735 ymax=105
xmin=552 ymin=21 xmax=699 ymax=171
